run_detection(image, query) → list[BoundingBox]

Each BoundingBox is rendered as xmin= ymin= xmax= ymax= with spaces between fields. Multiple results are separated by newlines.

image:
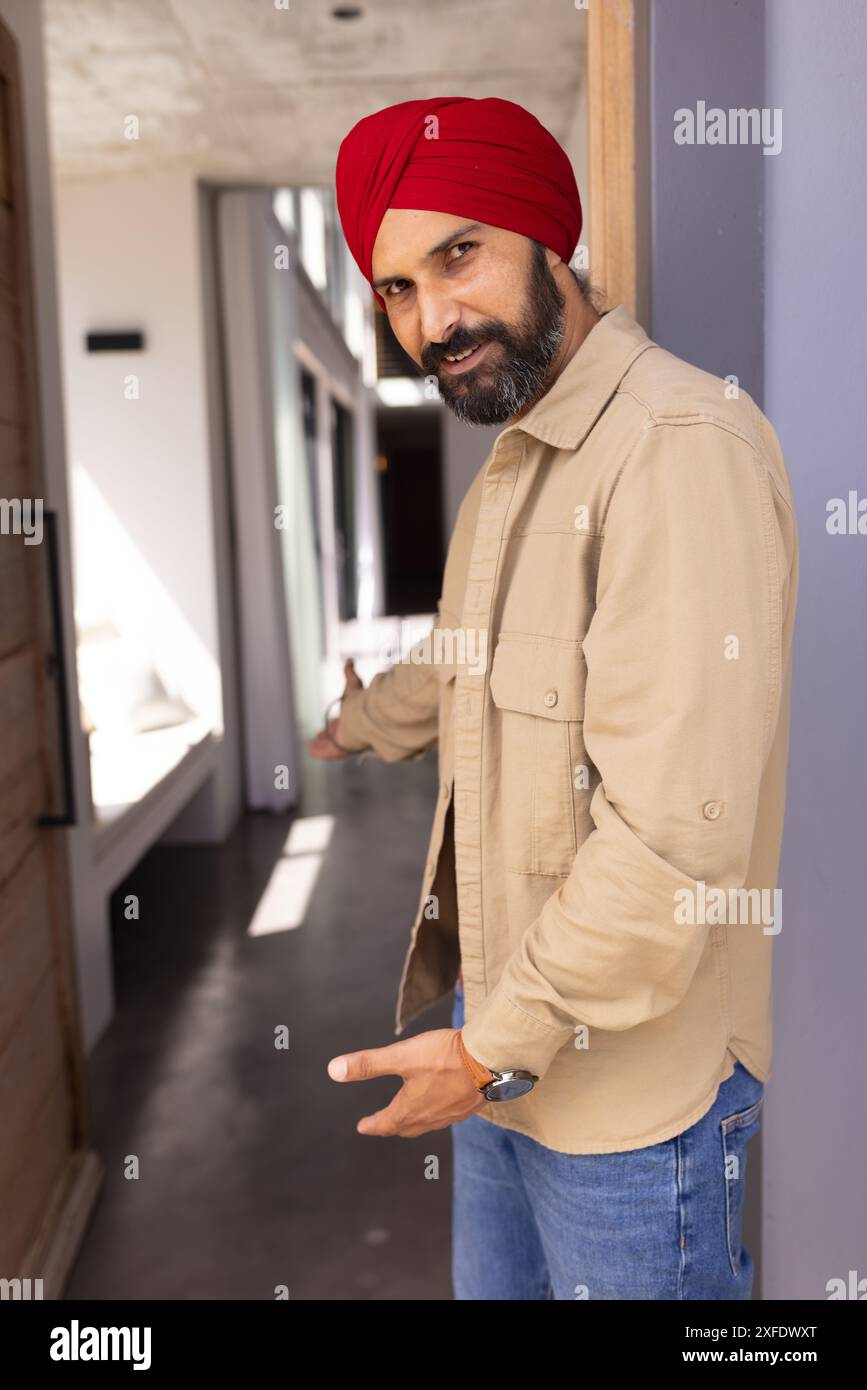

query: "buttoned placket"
xmin=451 ymin=431 xmax=526 ymax=1018
xmin=392 ymin=431 xmax=526 ymax=1034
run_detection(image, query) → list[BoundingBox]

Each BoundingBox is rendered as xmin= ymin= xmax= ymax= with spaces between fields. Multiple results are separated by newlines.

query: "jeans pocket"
xmin=721 ymin=1093 xmax=764 ymax=1279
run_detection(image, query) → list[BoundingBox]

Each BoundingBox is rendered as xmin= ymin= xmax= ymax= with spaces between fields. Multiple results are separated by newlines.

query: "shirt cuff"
xmin=458 ymin=986 xmax=574 ymax=1084
xmin=334 ymin=685 xmax=432 ymax=762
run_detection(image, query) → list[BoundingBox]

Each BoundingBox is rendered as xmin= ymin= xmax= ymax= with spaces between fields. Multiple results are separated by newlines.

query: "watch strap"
xmin=457 ymin=1030 xmax=495 ymax=1091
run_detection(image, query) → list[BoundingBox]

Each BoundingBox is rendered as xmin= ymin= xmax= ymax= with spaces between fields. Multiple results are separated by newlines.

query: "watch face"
xmin=485 ymin=1076 xmax=535 ymax=1101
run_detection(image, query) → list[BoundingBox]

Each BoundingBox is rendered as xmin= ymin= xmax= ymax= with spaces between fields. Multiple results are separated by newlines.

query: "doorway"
xmin=375 ymin=405 xmax=445 ymax=615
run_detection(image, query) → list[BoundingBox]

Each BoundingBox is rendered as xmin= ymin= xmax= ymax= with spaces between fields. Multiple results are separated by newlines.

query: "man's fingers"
xmin=307 ymin=724 xmax=347 ymax=760
xmin=356 ymin=1089 xmax=485 ymax=1138
xmin=356 ymin=1093 xmax=411 ymax=1137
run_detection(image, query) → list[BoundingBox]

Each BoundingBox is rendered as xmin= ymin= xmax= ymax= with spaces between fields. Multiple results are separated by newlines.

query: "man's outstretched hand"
xmin=308 ymin=658 xmax=363 ymax=760
xmin=327 ymin=1029 xmax=488 ymax=1137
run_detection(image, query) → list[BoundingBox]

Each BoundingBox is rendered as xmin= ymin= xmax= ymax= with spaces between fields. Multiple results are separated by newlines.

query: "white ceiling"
xmin=43 ymin=0 xmax=586 ymax=186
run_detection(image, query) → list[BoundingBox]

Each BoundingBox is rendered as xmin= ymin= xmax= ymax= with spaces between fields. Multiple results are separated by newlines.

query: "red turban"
xmin=335 ymin=96 xmax=583 ymax=311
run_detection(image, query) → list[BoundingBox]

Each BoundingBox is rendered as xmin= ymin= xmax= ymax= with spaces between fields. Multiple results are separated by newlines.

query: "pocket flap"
xmin=489 ymin=635 xmax=586 ymax=720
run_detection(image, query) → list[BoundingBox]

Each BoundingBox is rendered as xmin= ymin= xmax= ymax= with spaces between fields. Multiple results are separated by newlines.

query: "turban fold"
xmin=335 ymin=96 xmax=583 ymax=310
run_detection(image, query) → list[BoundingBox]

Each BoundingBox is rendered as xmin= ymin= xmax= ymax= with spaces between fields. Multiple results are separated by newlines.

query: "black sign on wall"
xmin=85 ymin=330 xmax=145 ymax=352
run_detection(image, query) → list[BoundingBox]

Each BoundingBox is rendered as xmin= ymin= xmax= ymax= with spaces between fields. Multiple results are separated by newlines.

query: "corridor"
xmin=65 ymin=754 xmax=454 ymax=1300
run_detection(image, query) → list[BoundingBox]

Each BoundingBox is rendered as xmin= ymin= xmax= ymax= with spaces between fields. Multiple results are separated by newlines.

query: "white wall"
xmin=54 ymin=170 xmax=242 ymax=842
xmin=164 ymin=183 xmax=244 ymax=841
xmin=56 ymin=177 xmax=218 ymax=721
xmin=216 ymin=189 xmax=303 ymax=805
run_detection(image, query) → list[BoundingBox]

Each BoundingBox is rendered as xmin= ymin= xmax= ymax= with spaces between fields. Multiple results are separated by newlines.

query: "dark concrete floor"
xmin=65 ymin=752 xmax=455 ymax=1300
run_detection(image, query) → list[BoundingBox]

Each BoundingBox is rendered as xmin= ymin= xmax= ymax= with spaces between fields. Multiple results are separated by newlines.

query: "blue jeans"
xmin=450 ymin=980 xmax=764 ymax=1300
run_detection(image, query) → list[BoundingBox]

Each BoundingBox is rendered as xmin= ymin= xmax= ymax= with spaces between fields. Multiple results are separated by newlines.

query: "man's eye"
xmin=384 ymin=241 xmax=476 ymax=298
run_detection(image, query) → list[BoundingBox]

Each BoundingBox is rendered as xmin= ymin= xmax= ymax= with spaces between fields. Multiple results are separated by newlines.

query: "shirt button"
xmin=543 ymin=689 xmax=558 ymax=707
xmin=441 ymin=782 xmax=450 ymax=800
xmin=702 ymin=800 xmax=723 ymax=820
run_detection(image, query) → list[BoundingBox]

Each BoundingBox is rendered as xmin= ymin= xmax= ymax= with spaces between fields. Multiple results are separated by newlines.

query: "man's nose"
xmin=416 ymin=285 xmax=461 ymax=356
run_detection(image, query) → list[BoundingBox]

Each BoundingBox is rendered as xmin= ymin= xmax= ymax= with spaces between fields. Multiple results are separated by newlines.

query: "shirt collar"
xmin=495 ymin=304 xmax=655 ymax=453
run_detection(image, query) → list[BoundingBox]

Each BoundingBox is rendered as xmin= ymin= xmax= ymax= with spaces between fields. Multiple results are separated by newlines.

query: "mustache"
xmin=423 ymin=326 xmax=505 ymax=370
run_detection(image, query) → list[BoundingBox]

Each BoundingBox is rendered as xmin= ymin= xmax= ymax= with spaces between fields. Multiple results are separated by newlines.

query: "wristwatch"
xmin=457 ymin=1031 xmax=538 ymax=1102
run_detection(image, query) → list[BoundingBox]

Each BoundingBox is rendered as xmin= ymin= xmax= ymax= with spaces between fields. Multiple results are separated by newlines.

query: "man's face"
xmin=371 ymin=210 xmax=566 ymax=426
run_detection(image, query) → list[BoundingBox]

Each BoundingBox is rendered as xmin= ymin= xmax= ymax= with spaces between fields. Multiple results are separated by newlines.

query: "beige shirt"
xmin=338 ymin=305 xmax=798 ymax=1155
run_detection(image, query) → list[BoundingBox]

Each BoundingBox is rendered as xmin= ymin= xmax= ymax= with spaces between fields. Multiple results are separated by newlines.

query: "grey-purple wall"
xmin=649 ymin=0 xmax=867 ymax=1300
xmin=649 ymin=0 xmax=765 ymax=399
xmin=762 ymin=0 xmax=867 ymax=1302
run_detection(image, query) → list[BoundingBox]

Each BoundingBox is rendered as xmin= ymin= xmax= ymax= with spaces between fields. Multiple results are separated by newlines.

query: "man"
xmin=310 ymin=96 xmax=798 ymax=1300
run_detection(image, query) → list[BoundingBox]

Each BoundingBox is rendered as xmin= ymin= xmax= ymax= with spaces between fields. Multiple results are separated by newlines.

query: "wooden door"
xmin=0 ymin=17 xmax=100 ymax=1297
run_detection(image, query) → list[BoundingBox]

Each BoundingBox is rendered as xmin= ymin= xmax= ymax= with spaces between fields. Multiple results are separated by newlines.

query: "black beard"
xmin=421 ymin=242 xmax=566 ymax=427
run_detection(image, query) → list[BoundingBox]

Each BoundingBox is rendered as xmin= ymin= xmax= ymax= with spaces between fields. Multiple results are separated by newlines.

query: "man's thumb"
xmin=344 ymin=657 xmax=363 ymax=691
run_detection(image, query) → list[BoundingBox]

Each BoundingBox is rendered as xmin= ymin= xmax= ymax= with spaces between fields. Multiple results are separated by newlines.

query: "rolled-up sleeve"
xmin=459 ymin=419 xmax=787 ymax=1080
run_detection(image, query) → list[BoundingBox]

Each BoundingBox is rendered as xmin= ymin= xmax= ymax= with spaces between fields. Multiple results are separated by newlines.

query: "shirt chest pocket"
xmin=489 ymin=634 xmax=595 ymax=877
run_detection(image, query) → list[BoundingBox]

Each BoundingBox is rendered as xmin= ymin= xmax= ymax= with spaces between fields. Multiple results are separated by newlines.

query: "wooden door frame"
xmin=0 ymin=14 xmax=102 ymax=1297
xmin=587 ymin=0 xmax=651 ymax=330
